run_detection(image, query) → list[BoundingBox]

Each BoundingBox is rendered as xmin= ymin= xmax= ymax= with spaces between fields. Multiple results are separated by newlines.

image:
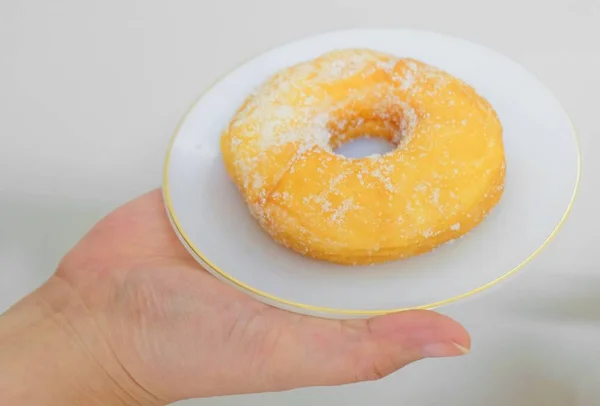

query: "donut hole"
xmin=333 ymin=136 xmax=396 ymax=158
xmin=328 ymin=112 xmax=405 ymax=158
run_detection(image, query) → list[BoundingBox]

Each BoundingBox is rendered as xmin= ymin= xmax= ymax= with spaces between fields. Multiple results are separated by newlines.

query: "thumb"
xmin=286 ymin=309 xmax=470 ymax=387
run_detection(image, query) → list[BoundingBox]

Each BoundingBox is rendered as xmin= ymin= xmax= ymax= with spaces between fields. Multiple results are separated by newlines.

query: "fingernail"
xmin=420 ymin=341 xmax=470 ymax=358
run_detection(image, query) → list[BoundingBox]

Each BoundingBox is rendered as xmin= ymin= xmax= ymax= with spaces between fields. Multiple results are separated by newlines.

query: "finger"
xmin=276 ymin=310 xmax=469 ymax=388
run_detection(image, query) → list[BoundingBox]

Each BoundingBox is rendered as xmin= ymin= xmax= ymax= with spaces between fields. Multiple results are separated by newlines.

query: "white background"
xmin=1 ymin=1 xmax=598 ymax=405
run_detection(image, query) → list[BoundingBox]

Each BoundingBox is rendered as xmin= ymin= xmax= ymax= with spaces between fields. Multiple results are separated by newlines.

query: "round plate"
xmin=163 ymin=29 xmax=580 ymax=319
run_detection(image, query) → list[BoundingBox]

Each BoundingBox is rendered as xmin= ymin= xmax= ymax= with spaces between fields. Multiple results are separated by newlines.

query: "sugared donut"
xmin=220 ymin=49 xmax=505 ymax=265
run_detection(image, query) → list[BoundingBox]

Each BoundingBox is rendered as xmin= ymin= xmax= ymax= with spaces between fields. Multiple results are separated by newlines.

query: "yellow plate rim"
xmin=162 ymin=28 xmax=581 ymax=316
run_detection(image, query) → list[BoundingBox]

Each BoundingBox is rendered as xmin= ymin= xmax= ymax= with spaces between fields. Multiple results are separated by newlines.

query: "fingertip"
xmin=367 ymin=309 xmax=471 ymax=355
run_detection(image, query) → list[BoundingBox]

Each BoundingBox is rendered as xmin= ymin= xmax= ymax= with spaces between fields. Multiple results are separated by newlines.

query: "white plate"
xmin=163 ymin=29 xmax=580 ymax=319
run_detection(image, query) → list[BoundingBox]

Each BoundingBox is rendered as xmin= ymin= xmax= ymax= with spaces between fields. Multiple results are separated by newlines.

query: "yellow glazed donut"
xmin=221 ymin=49 xmax=505 ymax=265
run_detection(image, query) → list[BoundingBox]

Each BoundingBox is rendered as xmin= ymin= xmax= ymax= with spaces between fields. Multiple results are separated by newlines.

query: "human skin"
xmin=0 ymin=189 xmax=470 ymax=405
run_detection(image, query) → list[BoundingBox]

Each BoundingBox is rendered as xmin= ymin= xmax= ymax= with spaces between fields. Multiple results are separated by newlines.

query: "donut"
xmin=220 ymin=49 xmax=505 ymax=265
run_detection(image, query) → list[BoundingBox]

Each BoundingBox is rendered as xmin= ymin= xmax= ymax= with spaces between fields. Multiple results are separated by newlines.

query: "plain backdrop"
xmin=1 ymin=1 xmax=599 ymax=405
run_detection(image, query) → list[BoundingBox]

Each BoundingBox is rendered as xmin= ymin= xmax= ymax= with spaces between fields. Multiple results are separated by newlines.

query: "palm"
xmin=56 ymin=189 xmax=469 ymax=402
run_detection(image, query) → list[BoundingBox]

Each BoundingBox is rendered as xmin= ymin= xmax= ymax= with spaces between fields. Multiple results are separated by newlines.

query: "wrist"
xmin=0 ymin=276 xmax=162 ymax=406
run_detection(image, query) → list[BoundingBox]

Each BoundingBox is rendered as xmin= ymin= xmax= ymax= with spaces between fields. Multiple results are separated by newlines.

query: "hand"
xmin=0 ymin=189 xmax=470 ymax=405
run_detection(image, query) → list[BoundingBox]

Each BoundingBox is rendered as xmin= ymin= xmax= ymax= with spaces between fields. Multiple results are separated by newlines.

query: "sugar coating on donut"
xmin=227 ymin=50 xmax=422 ymax=194
xmin=221 ymin=48 xmax=505 ymax=265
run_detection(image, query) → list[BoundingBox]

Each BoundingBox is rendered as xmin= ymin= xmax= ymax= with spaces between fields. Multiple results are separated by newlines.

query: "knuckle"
xmin=356 ymin=354 xmax=401 ymax=382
